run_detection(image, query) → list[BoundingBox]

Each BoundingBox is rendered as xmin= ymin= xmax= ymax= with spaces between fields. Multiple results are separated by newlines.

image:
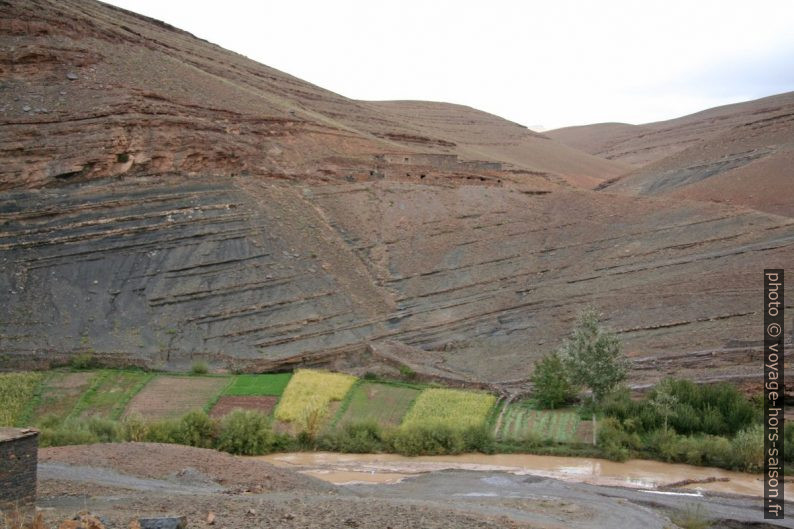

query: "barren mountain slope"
xmin=3 ymin=176 xmax=791 ymax=388
xmin=0 ymin=0 xmax=626 ymax=190
xmin=368 ymin=101 xmax=631 ymax=188
xmin=547 ymin=92 xmax=794 ymax=167
xmin=600 ymin=96 xmax=794 ymax=216
xmin=1 ymin=0 xmax=792 ymax=390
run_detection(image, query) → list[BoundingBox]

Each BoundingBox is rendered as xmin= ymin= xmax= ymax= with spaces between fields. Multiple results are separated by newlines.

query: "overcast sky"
xmin=106 ymin=0 xmax=794 ymax=130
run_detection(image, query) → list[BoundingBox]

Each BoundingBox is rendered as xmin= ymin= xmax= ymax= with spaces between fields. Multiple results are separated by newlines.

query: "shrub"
xmin=190 ymin=361 xmax=209 ymax=375
xmin=39 ymin=419 xmax=101 ymax=447
xmin=85 ymin=417 xmax=122 ymax=442
xmin=175 ymin=410 xmax=217 ymax=448
xmin=298 ymin=395 xmax=328 ymax=439
xmin=388 ymin=422 xmax=465 ymax=456
xmin=70 ymin=352 xmax=95 ymax=370
xmin=399 ymin=365 xmax=417 ymax=380
xmin=320 ymin=421 xmax=386 ymax=453
xmin=121 ymin=412 xmax=149 ymax=442
xmin=216 ymin=409 xmax=280 ymax=455
xmin=530 ymin=352 xmax=575 ymax=409
xmin=144 ymin=419 xmax=182 ymax=444
xmin=731 ymin=424 xmax=764 ymax=471
xmin=462 ymin=424 xmax=496 ymax=454
xmin=597 ymin=417 xmax=639 ymax=461
xmin=670 ymin=503 xmax=711 ymax=529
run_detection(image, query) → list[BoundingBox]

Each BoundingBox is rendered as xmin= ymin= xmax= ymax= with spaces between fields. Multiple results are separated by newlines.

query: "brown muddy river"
xmin=256 ymin=452 xmax=788 ymax=497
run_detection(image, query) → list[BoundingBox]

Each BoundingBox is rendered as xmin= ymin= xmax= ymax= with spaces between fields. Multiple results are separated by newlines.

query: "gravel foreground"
xmin=33 ymin=443 xmax=793 ymax=529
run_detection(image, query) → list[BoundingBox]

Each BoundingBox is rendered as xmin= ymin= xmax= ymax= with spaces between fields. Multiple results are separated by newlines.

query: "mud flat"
xmin=258 ymin=451 xmax=790 ymax=497
xmin=34 ymin=444 xmax=794 ymax=529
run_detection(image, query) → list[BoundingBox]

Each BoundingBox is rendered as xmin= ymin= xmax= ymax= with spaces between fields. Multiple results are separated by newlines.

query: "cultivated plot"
xmin=73 ymin=370 xmax=153 ymax=420
xmin=336 ymin=382 xmax=420 ymax=428
xmin=0 ymin=372 xmax=44 ymax=426
xmin=224 ymin=373 xmax=292 ymax=396
xmin=401 ymin=388 xmax=496 ymax=430
xmin=210 ymin=396 xmax=280 ymax=419
xmin=497 ymin=403 xmax=580 ymax=443
xmin=123 ymin=376 xmax=230 ymax=420
xmin=274 ymin=369 xmax=356 ymax=423
xmin=33 ymin=371 xmax=97 ymax=424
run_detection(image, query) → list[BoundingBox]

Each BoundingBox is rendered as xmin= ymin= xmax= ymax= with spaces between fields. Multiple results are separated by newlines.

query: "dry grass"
xmin=1 ymin=511 xmax=47 ymax=529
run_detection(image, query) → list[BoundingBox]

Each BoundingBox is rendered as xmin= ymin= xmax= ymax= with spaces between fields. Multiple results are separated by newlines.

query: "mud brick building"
xmin=0 ymin=428 xmax=39 ymax=516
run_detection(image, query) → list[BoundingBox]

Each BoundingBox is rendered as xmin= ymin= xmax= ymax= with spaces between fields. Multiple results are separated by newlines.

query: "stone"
xmin=66 ymin=72 xmax=79 ymax=80
xmin=22 ymin=105 xmax=31 ymax=112
xmin=137 ymin=516 xmax=187 ymax=529
xmin=206 ymin=512 xmax=215 ymax=525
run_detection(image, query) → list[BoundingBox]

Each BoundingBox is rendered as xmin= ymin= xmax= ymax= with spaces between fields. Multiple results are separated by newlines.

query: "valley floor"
xmin=29 ymin=443 xmax=794 ymax=529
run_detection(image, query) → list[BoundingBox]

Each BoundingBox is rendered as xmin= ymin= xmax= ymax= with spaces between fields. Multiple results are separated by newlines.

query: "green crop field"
xmin=497 ymin=402 xmax=580 ymax=443
xmin=274 ymin=369 xmax=356 ymax=423
xmin=224 ymin=373 xmax=292 ymax=396
xmin=71 ymin=370 xmax=154 ymax=420
xmin=337 ymin=382 xmax=420 ymax=427
xmin=0 ymin=372 xmax=44 ymax=426
xmin=401 ymin=388 xmax=496 ymax=430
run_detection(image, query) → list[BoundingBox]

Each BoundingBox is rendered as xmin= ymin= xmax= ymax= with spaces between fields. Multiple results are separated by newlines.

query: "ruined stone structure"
xmin=377 ymin=153 xmax=459 ymax=169
xmin=374 ymin=153 xmax=502 ymax=172
xmin=0 ymin=428 xmax=39 ymax=517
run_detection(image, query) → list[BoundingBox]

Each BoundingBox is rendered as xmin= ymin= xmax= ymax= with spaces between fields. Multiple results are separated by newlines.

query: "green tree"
xmin=530 ymin=352 xmax=575 ymax=409
xmin=560 ymin=307 xmax=628 ymax=445
xmin=649 ymin=378 xmax=678 ymax=432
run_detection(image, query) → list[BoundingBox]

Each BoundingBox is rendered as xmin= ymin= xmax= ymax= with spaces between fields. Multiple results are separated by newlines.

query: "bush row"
xmin=600 ymin=380 xmax=760 ymax=437
xmin=38 ymin=412 xmax=499 ymax=457
xmin=598 ymin=418 xmax=766 ymax=471
xmin=38 ymin=410 xmax=289 ymax=455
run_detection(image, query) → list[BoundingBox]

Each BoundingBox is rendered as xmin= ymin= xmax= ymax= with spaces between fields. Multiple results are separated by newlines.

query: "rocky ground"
xmin=28 ymin=443 xmax=793 ymax=529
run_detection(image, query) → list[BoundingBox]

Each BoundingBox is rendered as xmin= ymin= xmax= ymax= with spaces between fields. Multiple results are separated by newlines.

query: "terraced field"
xmin=210 ymin=396 xmax=280 ymax=419
xmin=33 ymin=372 xmax=97 ymax=425
xmin=209 ymin=373 xmax=292 ymax=418
xmin=275 ymin=369 xmax=356 ymax=424
xmin=336 ymin=382 xmax=420 ymax=427
xmin=496 ymin=403 xmax=580 ymax=443
xmin=123 ymin=375 xmax=230 ymax=420
xmin=401 ymin=388 xmax=496 ymax=430
xmin=224 ymin=373 xmax=292 ymax=396
xmin=71 ymin=371 xmax=154 ymax=420
xmin=0 ymin=372 xmax=44 ymax=426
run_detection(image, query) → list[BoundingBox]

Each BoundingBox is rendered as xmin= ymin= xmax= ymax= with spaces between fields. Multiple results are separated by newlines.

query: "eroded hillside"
xmin=1 ymin=0 xmax=625 ymax=190
xmin=1 ymin=0 xmax=792 ymax=391
xmin=3 ymin=176 xmax=791 ymax=390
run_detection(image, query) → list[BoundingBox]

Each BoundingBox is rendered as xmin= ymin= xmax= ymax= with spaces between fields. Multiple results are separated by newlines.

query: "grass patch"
xmin=69 ymin=370 xmax=154 ymax=420
xmin=402 ymin=388 xmax=496 ymax=430
xmin=225 ymin=373 xmax=292 ymax=397
xmin=0 ymin=372 xmax=44 ymax=426
xmin=336 ymin=382 xmax=420 ymax=428
xmin=274 ymin=369 xmax=356 ymax=423
xmin=32 ymin=371 xmax=97 ymax=426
